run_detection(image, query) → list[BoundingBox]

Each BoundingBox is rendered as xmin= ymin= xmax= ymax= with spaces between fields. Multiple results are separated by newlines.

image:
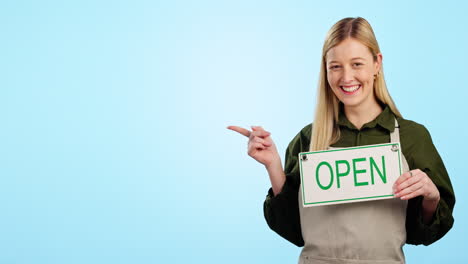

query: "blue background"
xmin=2 ymin=0 xmax=467 ymax=263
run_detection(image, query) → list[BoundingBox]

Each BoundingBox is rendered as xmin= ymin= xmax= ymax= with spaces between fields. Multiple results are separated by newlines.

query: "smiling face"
xmin=326 ymin=38 xmax=382 ymax=108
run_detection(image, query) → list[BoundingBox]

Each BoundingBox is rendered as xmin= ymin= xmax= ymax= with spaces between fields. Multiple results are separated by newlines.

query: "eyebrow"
xmin=328 ymin=57 xmax=367 ymax=64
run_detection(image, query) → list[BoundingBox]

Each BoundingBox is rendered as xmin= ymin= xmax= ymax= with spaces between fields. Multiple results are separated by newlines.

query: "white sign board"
xmin=299 ymin=143 xmax=402 ymax=207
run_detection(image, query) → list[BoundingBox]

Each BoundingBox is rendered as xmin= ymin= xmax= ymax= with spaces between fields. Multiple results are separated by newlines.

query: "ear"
xmin=375 ymin=53 xmax=383 ymax=74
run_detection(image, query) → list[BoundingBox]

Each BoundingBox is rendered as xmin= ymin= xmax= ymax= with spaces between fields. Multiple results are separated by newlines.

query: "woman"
xmin=227 ymin=17 xmax=455 ymax=263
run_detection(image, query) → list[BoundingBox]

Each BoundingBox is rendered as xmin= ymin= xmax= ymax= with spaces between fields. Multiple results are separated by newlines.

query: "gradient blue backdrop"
xmin=2 ymin=0 xmax=467 ymax=263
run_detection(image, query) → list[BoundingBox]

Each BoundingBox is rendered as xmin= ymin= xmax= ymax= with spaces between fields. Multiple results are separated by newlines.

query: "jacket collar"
xmin=337 ymin=104 xmax=396 ymax=132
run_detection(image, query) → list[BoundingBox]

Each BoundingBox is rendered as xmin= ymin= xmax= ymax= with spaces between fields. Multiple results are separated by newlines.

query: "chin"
xmin=340 ymin=101 xmax=359 ymax=107
xmin=339 ymin=98 xmax=367 ymax=108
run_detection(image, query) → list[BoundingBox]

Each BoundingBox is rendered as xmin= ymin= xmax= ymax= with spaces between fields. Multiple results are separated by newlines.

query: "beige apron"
xmin=298 ymin=119 xmax=409 ymax=264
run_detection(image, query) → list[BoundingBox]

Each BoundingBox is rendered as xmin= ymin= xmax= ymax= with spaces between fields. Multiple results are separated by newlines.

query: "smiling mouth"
xmin=340 ymin=84 xmax=361 ymax=94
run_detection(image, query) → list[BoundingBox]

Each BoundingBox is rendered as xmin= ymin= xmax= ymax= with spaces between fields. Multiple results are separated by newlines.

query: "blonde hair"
xmin=310 ymin=17 xmax=402 ymax=151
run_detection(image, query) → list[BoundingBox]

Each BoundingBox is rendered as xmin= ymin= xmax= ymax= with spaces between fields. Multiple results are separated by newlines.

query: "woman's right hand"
xmin=227 ymin=125 xmax=280 ymax=167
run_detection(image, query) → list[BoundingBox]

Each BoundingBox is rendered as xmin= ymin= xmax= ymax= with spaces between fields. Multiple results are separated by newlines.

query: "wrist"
xmin=422 ymin=195 xmax=440 ymax=214
xmin=423 ymin=195 xmax=440 ymax=205
xmin=264 ymin=156 xmax=285 ymax=197
xmin=423 ymin=190 xmax=440 ymax=203
xmin=265 ymin=156 xmax=282 ymax=170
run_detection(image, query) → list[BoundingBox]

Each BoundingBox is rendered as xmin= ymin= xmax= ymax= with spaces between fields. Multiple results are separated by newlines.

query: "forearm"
xmin=265 ymin=157 xmax=286 ymax=196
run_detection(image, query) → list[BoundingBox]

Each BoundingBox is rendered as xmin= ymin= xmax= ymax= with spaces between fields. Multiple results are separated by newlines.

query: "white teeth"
xmin=341 ymin=85 xmax=360 ymax=92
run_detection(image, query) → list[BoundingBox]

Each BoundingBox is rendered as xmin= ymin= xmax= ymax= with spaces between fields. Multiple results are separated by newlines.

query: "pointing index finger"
xmin=227 ymin=126 xmax=251 ymax=137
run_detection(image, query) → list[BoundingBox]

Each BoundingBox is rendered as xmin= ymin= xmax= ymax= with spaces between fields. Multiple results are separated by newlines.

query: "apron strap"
xmin=390 ymin=118 xmax=400 ymax=143
xmin=390 ymin=118 xmax=410 ymax=172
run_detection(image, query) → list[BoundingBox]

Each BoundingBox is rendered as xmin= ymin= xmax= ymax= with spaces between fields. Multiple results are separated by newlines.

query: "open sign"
xmin=299 ymin=143 xmax=403 ymax=207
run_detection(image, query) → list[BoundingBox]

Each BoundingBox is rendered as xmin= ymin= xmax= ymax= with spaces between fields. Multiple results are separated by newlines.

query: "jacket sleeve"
xmin=263 ymin=125 xmax=311 ymax=247
xmin=404 ymin=124 xmax=455 ymax=245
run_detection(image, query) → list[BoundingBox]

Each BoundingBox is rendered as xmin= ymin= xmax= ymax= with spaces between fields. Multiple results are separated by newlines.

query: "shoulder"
xmin=286 ymin=123 xmax=313 ymax=154
xmin=299 ymin=123 xmax=313 ymax=140
xmin=396 ymin=116 xmax=432 ymax=142
xmin=396 ymin=116 xmax=437 ymax=164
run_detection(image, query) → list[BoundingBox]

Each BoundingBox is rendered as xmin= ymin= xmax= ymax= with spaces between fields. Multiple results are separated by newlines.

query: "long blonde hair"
xmin=310 ymin=17 xmax=402 ymax=151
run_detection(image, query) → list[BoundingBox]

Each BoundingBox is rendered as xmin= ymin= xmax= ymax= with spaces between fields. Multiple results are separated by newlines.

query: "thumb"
xmin=251 ymin=126 xmax=271 ymax=138
xmin=251 ymin=125 xmax=265 ymax=131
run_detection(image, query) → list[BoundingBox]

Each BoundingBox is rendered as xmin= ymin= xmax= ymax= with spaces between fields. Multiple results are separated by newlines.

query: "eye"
xmin=329 ymin=65 xmax=341 ymax=70
xmin=353 ymin=63 xmax=363 ymax=67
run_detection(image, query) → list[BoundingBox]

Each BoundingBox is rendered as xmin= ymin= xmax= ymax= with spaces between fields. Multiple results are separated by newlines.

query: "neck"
xmin=344 ymin=99 xmax=383 ymax=130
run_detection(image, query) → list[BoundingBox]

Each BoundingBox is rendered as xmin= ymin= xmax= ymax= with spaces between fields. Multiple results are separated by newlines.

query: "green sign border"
xmin=299 ymin=143 xmax=402 ymax=206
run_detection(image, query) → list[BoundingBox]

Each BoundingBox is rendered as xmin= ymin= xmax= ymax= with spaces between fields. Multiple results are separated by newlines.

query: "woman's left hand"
xmin=393 ymin=169 xmax=440 ymax=202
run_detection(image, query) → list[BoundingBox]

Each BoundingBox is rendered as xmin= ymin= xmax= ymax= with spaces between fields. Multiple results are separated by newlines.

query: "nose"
xmin=342 ymin=66 xmax=354 ymax=84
